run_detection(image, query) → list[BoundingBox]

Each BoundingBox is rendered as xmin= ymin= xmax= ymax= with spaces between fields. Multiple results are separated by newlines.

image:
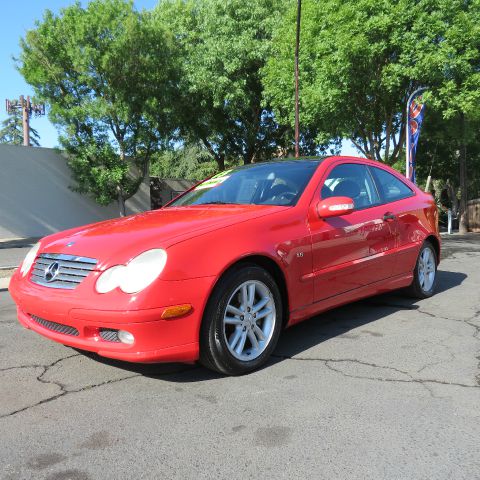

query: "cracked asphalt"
xmin=1 ymin=234 xmax=479 ymax=480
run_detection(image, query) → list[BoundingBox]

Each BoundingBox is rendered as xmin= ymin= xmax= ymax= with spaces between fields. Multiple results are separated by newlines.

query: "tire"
xmin=200 ymin=264 xmax=283 ymax=375
xmin=405 ymin=241 xmax=438 ymax=299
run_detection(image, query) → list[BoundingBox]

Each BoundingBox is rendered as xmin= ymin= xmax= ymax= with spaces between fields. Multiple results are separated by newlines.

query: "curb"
xmin=0 ymin=237 xmax=40 ymax=250
xmin=0 ymin=277 xmax=11 ymax=291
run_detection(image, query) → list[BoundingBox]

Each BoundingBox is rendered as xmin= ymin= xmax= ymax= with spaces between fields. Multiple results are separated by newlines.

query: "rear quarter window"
xmin=369 ymin=166 xmax=414 ymax=203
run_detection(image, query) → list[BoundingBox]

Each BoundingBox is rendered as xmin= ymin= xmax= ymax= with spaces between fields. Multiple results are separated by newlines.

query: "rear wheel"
xmin=200 ymin=264 xmax=283 ymax=375
xmin=405 ymin=241 xmax=438 ymax=298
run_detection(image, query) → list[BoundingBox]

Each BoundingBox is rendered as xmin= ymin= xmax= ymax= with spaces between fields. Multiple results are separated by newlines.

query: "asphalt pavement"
xmin=0 ymin=234 xmax=479 ymax=480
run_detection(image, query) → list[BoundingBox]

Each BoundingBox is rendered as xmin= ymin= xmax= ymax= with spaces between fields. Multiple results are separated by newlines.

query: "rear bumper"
xmin=9 ymin=271 xmax=216 ymax=363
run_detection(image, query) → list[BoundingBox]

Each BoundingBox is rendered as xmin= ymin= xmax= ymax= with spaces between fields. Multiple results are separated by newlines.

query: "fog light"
xmin=118 ymin=330 xmax=134 ymax=345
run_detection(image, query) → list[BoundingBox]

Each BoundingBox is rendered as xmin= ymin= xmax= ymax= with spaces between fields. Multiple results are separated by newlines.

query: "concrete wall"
xmin=0 ymin=145 xmax=150 ymax=240
xmin=150 ymin=177 xmax=196 ymax=208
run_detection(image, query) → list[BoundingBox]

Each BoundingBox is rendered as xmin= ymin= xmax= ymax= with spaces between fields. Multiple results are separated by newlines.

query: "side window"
xmin=321 ymin=163 xmax=380 ymax=210
xmin=369 ymin=167 xmax=413 ymax=203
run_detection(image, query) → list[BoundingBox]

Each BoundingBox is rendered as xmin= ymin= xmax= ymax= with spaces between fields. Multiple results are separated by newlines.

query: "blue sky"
xmin=0 ymin=0 xmax=357 ymax=155
xmin=0 ymin=0 xmax=157 ymax=148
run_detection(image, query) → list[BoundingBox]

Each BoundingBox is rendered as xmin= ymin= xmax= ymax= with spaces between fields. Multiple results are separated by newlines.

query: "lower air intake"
xmin=99 ymin=329 xmax=120 ymax=342
xmin=31 ymin=315 xmax=79 ymax=336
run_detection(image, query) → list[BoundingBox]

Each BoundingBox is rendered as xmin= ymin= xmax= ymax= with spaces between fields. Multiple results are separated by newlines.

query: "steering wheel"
xmin=272 ymin=191 xmax=296 ymax=204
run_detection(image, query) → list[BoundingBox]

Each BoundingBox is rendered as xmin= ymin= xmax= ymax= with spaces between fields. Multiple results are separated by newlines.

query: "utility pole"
xmin=5 ymin=96 xmax=45 ymax=146
xmin=294 ymin=0 xmax=301 ymax=158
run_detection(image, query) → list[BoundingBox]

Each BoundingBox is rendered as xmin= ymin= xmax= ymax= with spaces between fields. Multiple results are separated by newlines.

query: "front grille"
xmin=31 ymin=315 xmax=79 ymax=336
xmin=30 ymin=253 xmax=97 ymax=290
xmin=99 ymin=329 xmax=120 ymax=342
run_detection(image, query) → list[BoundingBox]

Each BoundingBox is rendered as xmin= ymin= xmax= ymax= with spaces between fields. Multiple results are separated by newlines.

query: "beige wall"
xmin=0 ymin=145 xmax=150 ymax=240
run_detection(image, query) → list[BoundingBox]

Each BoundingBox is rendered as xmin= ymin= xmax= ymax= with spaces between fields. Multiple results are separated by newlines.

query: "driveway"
xmin=1 ymin=235 xmax=479 ymax=480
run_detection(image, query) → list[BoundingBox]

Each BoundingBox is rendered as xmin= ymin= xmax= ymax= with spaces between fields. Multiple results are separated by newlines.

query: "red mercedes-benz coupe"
xmin=9 ymin=156 xmax=440 ymax=374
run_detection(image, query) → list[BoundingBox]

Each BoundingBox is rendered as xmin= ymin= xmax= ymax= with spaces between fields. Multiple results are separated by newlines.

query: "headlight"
xmin=95 ymin=249 xmax=167 ymax=294
xmin=20 ymin=242 xmax=41 ymax=277
xmin=95 ymin=265 xmax=125 ymax=294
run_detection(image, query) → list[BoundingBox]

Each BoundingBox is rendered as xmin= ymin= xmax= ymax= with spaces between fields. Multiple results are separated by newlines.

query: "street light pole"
xmin=294 ymin=0 xmax=301 ymax=158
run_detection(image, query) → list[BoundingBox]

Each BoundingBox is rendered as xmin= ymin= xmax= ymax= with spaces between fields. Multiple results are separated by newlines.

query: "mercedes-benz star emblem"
xmin=44 ymin=262 xmax=60 ymax=282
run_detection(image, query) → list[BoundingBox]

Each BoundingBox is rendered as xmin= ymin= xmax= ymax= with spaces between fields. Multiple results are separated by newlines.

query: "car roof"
xmin=233 ymin=155 xmax=377 ymax=169
xmin=230 ymin=157 xmax=325 ymax=171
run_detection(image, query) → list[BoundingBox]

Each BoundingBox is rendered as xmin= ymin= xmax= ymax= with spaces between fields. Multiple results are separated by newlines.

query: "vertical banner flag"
xmin=406 ymin=92 xmax=426 ymax=183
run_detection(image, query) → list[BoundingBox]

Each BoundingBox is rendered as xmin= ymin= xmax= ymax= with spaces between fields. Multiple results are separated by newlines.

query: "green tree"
xmin=0 ymin=109 xmax=40 ymax=146
xmin=264 ymin=0 xmax=480 ymax=168
xmin=416 ymin=109 xmax=480 ymax=213
xmin=151 ymin=144 xmax=218 ymax=181
xmin=18 ymin=0 xmax=177 ymax=215
xmin=150 ymin=143 xmax=241 ymax=181
xmin=418 ymin=0 xmax=480 ymax=232
xmin=153 ymin=0 xmax=290 ymax=170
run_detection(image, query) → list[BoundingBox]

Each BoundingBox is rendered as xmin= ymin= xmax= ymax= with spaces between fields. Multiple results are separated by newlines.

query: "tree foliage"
xmin=417 ymin=109 xmax=480 ymax=199
xmin=150 ymin=144 xmax=222 ymax=181
xmin=152 ymin=0 xmax=292 ymax=169
xmin=0 ymin=109 xmax=40 ymax=146
xmin=17 ymin=0 xmax=480 ymax=222
xmin=18 ymin=0 xmax=177 ymax=214
xmin=264 ymin=0 xmax=480 ymax=166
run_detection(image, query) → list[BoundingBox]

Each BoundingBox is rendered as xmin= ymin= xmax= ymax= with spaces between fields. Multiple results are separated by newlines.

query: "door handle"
xmin=383 ymin=213 xmax=396 ymax=221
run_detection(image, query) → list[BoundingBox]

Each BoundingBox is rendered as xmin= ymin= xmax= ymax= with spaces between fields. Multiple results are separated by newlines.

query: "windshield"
xmin=168 ymin=160 xmax=321 ymax=207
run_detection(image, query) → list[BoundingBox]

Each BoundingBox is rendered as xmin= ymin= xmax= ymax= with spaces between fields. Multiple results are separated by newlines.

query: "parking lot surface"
xmin=1 ymin=234 xmax=479 ymax=480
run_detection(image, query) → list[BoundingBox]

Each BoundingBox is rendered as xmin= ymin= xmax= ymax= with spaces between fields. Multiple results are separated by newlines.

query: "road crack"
xmin=272 ymin=354 xmax=480 ymax=393
xmin=0 ymin=372 xmax=141 ymax=419
xmin=0 ymin=353 xmax=81 ymax=373
xmin=0 ymin=355 xmax=197 ymax=420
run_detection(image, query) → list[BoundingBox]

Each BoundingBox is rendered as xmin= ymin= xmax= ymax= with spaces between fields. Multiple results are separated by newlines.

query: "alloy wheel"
xmin=418 ymin=246 xmax=436 ymax=292
xmin=222 ymin=280 xmax=276 ymax=361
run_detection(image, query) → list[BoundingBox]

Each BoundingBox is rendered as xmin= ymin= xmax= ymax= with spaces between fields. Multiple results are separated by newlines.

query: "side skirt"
xmin=287 ymin=273 xmax=413 ymax=327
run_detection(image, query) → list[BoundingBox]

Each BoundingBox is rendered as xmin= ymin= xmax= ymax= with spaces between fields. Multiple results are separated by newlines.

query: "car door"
xmin=308 ymin=162 xmax=397 ymax=303
xmin=368 ymin=165 xmax=419 ymax=276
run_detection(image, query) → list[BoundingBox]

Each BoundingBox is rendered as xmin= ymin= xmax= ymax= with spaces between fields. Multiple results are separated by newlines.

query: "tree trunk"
xmin=117 ymin=185 xmax=126 ymax=217
xmin=458 ymin=113 xmax=468 ymax=234
xmin=216 ymin=155 xmax=225 ymax=171
xmin=244 ymin=144 xmax=256 ymax=165
xmin=446 ymin=180 xmax=459 ymax=217
xmin=201 ymin=138 xmax=225 ymax=171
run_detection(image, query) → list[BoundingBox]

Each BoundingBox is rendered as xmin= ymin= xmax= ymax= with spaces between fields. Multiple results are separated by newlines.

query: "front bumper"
xmin=9 ymin=271 xmax=216 ymax=363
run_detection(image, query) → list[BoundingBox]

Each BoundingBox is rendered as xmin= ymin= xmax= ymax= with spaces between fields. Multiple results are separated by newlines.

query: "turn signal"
xmin=161 ymin=304 xmax=193 ymax=319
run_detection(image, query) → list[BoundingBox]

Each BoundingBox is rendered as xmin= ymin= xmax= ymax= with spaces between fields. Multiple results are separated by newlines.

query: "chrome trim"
xmin=30 ymin=253 xmax=97 ymax=290
xmin=40 ymin=253 xmax=97 ymax=264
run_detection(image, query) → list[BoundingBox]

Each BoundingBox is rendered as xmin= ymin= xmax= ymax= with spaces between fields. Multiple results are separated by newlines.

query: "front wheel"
xmin=405 ymin=241 xmax=438 ymax=298
xmin=200 ymin=264 xmax=283 ymax=375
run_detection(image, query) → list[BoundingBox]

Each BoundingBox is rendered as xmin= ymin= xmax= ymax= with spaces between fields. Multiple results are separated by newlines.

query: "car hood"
xmin=40 ymin=205 xmax=288 ymax=268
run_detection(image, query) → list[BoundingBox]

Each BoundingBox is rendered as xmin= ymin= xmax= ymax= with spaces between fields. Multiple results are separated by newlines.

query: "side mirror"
xmin=317 ymin=196 xmax=355 ymax=218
